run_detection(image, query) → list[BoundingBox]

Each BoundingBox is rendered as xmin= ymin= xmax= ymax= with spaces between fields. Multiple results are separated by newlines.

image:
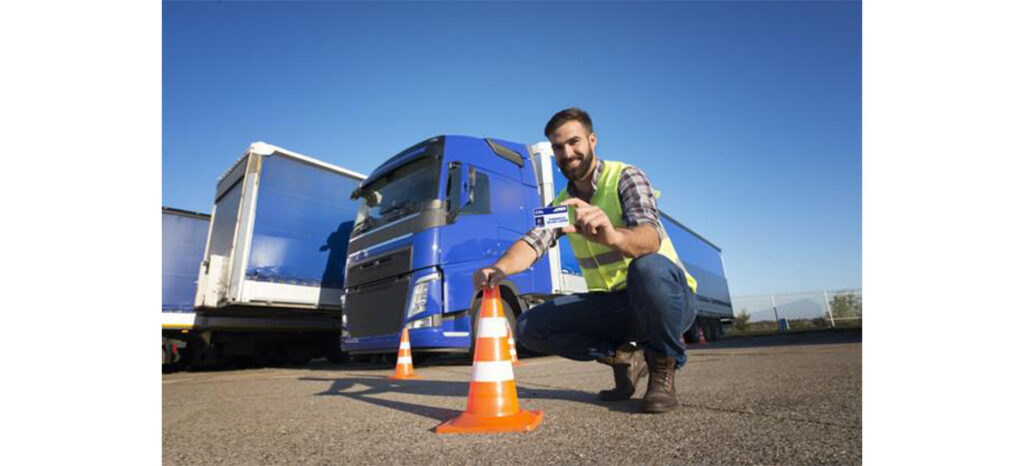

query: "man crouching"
xmin=473 ymin=107 xmax=698 ymax=413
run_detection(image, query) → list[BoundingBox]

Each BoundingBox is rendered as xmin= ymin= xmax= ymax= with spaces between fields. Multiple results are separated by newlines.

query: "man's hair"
xmin=544 ymin=107 xmax=594 ymax=138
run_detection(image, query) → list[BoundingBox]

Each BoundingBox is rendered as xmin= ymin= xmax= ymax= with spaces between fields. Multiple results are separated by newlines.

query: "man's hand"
xmin=473 ymin=265 xmax=508 ymax=291
xmin=560 ymin=197 xmax=624 ymax=249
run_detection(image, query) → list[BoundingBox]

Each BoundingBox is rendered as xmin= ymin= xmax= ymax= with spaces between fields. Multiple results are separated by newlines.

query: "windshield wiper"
xmin=379 ymin=201 xmax=419 ymax=222
xmin=352 ymin=202 xmax=417 ymax=236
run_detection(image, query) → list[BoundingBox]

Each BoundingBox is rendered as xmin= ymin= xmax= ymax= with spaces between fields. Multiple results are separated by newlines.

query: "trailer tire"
xmin=683 ymin=318 xmax=701 ymax=344
xmin=326 ymin=335 xmax=349 ymax=364
xmin=231 ymin=356 xmax=257 ymax=369
xmin=285 ymin=346 xmax=315 ymax=366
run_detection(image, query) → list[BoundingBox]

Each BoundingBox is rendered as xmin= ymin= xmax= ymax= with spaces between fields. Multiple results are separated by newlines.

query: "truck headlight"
xmin=407 ymin=273 xmax=439 ymax=319
xmin=408 ymin=314 xmax=442 ymax=329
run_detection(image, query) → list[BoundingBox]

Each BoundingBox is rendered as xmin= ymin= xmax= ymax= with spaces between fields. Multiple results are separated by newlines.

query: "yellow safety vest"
xmin=553 ymin=160 xmax=698 ymax=294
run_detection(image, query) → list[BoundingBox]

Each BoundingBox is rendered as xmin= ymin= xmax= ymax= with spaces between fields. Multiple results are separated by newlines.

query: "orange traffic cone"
xmin=697 ymin=326 xmax=708 ymax=345
xmin=387 ymin=328 xmax=419 ymax=380
xmin=506 ymin=322 xmax=521 ymax=366
xmin=436 ymin=288 xmax=542 ymax=434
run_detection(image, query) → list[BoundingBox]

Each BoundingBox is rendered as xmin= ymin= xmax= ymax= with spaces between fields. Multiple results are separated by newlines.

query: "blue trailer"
xmin=341 ymin=136 xmax=733 ymax=356
xmin=162 ymin=207 xmax=211 ymax=367
xmin=191 ymin=142 xmax=366 ymax=366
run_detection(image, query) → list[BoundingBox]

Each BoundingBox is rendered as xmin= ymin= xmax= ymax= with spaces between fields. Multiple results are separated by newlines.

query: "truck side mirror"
xmin=446 ymin=162 xmax=478 ymax=223
xmin=446 ymin=162 xmax=462 ymax=222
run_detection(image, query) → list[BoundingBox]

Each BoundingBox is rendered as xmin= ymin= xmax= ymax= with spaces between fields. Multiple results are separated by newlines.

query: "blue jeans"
xmin=516 ymin=254 xmax=697 ymax=368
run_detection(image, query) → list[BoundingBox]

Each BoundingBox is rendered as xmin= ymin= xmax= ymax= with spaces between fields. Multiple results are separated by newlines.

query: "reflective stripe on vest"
xmin=553 ymin=160 xmax=697 ymax=294
xmin=577 ymin=250 xmax=625 ymax=269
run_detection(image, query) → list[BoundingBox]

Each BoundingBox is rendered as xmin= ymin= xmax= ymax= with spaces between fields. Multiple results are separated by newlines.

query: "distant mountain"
xmin=733 ymin=296 xmax=829 ymax=322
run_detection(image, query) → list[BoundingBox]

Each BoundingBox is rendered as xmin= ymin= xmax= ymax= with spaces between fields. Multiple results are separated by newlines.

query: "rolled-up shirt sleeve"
xmin=619 ymin=166 xmax=667 ymax=241
xmin=520 ymin=225 xmax=561 ymax=261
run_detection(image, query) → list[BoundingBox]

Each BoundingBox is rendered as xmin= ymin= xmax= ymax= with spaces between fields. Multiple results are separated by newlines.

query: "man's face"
xmin=549 ymin=120 xmax=597 ymax=182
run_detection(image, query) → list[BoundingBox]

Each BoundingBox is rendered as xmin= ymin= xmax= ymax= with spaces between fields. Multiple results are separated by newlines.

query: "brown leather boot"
xmin=596 ymin=345 xmax=648 ymax=401
xmin=642 ymin=350 xmax=679 ymax=413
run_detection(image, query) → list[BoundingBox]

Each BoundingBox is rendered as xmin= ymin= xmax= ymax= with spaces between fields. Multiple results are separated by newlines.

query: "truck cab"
xmin=342 ymin=136 xmax=575 ymax=354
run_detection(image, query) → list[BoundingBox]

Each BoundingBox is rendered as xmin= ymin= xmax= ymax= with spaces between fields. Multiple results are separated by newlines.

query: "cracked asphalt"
xmin=163 ymin=329 xmax=861 ymax=465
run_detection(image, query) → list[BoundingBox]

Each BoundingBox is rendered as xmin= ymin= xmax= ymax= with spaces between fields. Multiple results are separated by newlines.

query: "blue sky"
xmin=163 ymin=0 xmax=861 ymax=297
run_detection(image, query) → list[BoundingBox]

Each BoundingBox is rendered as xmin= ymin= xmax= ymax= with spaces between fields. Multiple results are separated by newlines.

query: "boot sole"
xmin=642 ymin=400 xmax=679 ymax=413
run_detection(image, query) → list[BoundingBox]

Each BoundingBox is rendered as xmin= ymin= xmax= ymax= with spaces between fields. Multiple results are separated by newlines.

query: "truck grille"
xmin=346 ymin=248 xmax=412 ymax=288
xmin=345 ymin=274 xmax=411 ymax=338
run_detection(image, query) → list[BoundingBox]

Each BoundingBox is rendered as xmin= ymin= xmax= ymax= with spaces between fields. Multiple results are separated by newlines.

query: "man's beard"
xmin=558 ymin=145 xmax=595 ymax=182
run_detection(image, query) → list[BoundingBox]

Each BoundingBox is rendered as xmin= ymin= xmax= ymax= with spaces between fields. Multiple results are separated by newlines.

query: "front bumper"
xmin=342 ymin=325 xmax=471 ymax=354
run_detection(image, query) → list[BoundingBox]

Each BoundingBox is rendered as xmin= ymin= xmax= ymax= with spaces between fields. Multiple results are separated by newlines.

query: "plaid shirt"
xmin=521 ymin=159 xmax=666 ymax=260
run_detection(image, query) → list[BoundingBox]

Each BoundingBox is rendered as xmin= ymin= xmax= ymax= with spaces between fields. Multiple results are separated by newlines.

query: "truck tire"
xmin=468 ymin=295 xmax=517 ymax=363
xmin=412 ymin=352 xmax=431 ymax=365
xmin=326 ymin=349 xmax=349 ymax=364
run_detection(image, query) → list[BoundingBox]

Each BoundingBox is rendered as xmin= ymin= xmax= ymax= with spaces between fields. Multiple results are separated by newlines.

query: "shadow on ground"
xmin=298 ymin=374 xmax=638 ymax=423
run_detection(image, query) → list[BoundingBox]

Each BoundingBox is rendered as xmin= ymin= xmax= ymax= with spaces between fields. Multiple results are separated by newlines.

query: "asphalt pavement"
xmin=163 ymin=329 xmax=862 ymax=465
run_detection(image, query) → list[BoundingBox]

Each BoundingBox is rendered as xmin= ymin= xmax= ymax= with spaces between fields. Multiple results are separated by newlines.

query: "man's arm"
xmin=615 ymin=165 xmax=665 ymax=257
xmin=474 ymin=239 xmax=539 ymax=290
xmin=474 ymin=202 xmax=561 ymax=290
xmin=610 ymin=223 xmax=661 ymax=258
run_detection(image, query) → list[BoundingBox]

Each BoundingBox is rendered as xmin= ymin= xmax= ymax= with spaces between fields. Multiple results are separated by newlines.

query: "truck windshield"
xmin=352 ymin=156 xmax=441 ymax=235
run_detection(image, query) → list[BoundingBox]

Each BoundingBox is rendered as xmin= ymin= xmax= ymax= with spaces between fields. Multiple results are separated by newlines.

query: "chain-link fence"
xmin=729 ymin=288 xmax=862 ymax=332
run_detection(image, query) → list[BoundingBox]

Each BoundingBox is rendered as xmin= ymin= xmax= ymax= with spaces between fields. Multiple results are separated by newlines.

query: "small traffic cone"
xmin=436 ymin=288 xmax=542 ymax=434
xmin=506 ymin=322 xmax=521 ymax=366
xmin=387 ymin=328 xmax=419 ymax=380
xmin=697 ymin=326 xmax=708 ymax=345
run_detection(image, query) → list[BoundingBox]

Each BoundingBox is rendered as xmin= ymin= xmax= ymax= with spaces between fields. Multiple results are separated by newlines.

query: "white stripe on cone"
xmin=400 ymin=342 xmax=410 ymax=350
xmin=506 ymin=322 xmax=519 ymax=360
xmin=470 ymin=360 xmax=515 ymax=382
xmin=478 ymin=317 xmax=509 ymax=338
xmin=397 ymin=356 xmax=412 ymax=365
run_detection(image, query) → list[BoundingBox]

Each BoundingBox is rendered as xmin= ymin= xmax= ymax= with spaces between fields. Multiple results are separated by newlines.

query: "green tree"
xmin=829 ymin=293 xmax=862 ymax=318
xmin=734 ymin=308 xmax=751 ymax=331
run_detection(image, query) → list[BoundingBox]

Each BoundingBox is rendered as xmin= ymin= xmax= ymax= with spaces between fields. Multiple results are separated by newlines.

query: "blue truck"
xmin=341 ymin=136 xmax=733 ymax=357
xmin=162 ymin=206 xmax=211 ymax=368
xmin=188 ymin=142 xmax=366 ymax=366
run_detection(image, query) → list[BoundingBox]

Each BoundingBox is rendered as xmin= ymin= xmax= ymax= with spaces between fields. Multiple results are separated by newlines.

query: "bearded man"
xmin=472 ymin=108 xmax=698 ymax=413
